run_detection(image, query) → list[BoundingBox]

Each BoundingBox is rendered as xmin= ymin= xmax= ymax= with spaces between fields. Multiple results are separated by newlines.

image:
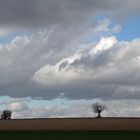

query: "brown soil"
xmin=0 ymin=118 xmax=140 ymax=131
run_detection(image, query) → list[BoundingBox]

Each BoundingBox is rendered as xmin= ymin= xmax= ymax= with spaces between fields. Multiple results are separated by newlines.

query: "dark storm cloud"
xmin=0 ymin=0 xmax=139 ymax=29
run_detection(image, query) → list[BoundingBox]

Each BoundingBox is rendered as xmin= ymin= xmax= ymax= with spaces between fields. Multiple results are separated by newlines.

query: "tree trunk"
xmin=97 ymin=111 xmax=101 ymax=118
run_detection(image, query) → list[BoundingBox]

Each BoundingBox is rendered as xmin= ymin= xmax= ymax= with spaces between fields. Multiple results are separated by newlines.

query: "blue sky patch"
xmin=116 ymin=16 xmax=140 ymax=41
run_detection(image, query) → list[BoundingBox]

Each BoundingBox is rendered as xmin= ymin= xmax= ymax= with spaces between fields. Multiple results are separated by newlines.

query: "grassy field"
xmin=0 ymin=131 xmax=140 ymax=140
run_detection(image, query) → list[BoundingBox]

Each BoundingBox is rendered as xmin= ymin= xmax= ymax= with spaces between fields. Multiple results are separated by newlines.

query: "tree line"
xmin=0 ymin=102 xmax=106 ymax=119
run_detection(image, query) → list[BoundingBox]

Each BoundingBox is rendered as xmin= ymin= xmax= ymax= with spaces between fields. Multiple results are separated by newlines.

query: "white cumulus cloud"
xmin=33 ymin=36 xmax=140 ymax=99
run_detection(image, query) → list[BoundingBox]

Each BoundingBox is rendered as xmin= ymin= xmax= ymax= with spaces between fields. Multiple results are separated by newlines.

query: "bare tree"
xmin=91 ymin=103 xmax=106 ymax=118
xmin=1 ymin=110 xmax=12 ymax=119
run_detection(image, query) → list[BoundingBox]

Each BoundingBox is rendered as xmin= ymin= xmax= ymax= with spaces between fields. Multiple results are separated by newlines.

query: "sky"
xmin=0 ymin=0 xmax=140 ymax=118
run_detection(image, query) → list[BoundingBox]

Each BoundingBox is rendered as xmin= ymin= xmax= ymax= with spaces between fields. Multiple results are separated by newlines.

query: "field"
xmin=0 ymin=118 xmax=140 ymax=139
xmin=0 ymin=131 xmax=140 ymax=140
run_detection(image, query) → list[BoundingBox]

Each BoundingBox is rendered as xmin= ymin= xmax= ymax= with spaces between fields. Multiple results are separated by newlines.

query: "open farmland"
xmin=0 ymin=118 xmax=140 ymax=140
xmin=0 ymin=118 xmax=140 ymax=131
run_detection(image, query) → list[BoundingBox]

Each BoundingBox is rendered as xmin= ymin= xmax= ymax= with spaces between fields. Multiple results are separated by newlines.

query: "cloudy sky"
xmin=0 ymin=0 xmax=140 ymax=118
